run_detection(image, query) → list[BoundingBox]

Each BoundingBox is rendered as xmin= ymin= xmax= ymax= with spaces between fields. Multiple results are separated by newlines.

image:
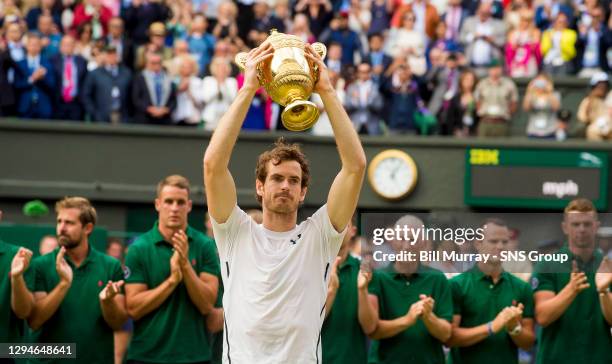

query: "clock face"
xmin=368 ymin=150 xmax=417 ymax=200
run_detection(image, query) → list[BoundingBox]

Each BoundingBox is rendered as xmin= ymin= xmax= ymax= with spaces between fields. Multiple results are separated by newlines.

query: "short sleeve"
xmin=210 ymin=205 xmax=250 ymax=261
xmin=197 ymin=237 xmax=221 ymax=277
xmin=450 ymin=278 xmax=463 ymax=316
xmin=308 ymin=204 xmax=347 ymax=263
xmin=110 ymin=258 xmax=124 ymax=282
xmin=433 ymin=275 xmax=453 ymax=322
xmin=520 ymin=282 xmax=535 ymax=318
xmin=531 ymin=262 xmax=556 ymax=293
xmin=124 ymin=244 xmax=147 ymax=284
xmin=367 ymin=270 xmax=382 ymax=297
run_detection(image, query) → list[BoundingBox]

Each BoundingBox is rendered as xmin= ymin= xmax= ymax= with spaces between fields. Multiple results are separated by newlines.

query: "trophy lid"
xmin=266 ymin=29 xmax=304 ymax=50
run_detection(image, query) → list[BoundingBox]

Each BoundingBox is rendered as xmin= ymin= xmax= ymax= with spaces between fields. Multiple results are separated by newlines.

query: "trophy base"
xmin=281 ymin=100 xmax=320 ymax=131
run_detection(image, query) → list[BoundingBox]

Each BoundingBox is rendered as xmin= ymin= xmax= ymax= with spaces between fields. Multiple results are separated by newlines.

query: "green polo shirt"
xmin=449 ymin=265 xmax=534 ymax=364
xmin=24 ymin=246 xmax=123 ymax=364
xmin=125 ymin=223 xmax=221 ymax=363
xmin=531 ymin=246 xmax=612 ymax=364
xmin=0 ymin=240 xmax=23 ymax=343
xmin=322 ymin=255 xmax=368 ymax=364
xmin=367 ymin=264 xmax=453 ymax=364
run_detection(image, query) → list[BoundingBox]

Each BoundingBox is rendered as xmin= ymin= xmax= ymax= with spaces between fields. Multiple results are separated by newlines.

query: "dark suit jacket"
xmin=0 ymin=50 xmax=15 ymax=108
xmin=83 ymin=66 xmax=133 ymax=123
xmin=107 ymin=36 xmax=135 ymax=71
xmin=576 ymin=26 xmax=612 ymax=73
xmin=363 ymin=52 xmax=392 ymax=73
xmin=50 ymin=54 xmax=88 ymax=104
xmin=131 ymin=72 xmax=177 ymax=125
xmin=13 ymin=56 xmax=57 ymax=118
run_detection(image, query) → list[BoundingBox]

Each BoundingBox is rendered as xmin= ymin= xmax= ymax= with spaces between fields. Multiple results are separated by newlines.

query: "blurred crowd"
xmin=0 ymin=0 xmax=612 ymax=138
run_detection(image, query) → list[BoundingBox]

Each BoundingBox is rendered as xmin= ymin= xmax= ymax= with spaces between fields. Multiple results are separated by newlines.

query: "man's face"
xmin=26 ymin=37 xmax=42 ymax=56
xmin=155 ymin=185 xmax=192 ymax=231
xmin=357 ymin=64 xmax=371 ymax=81
xmin=7 ymin=24 xmax=22 ymax=42
xmin=253 ymin=2 xmax=268 ymax=17
xmin=369 ymin=35 xmax=383 ymax=51
xmin=106 ymin=242 xmax=123 ymax=261
xmin=56 ymin=208 xmax=90 ymax=249
xmin=60 ymin=36 xmax=75 ymax=56
xmin=109 ymin=19 xmax=124 ymax=37
xmin=192 ymin=17 xmax=207 ymax=33
xmin=38 ymin=16 xmax=53 ymax=34
xmin=562 ymin=212 xmax=599 ymax=249
xmin=256 ymin=160 xmax=306 ymax=214
xmin=476 ymin=223 xmax=510 ymax=263
xmin=489 ymin=65 xmax=502 ymax=80
xmin=146 ymin=54 xmax=163 ymax=72
xmin=105 ymin=51 xmax=119 ymax=66
xmin=151 ymin=34 xmax=165 ymax=47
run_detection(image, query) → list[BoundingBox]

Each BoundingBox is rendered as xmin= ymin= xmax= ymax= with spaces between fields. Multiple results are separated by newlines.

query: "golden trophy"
xmin=234 ymin=30 xmax=327 ymax=131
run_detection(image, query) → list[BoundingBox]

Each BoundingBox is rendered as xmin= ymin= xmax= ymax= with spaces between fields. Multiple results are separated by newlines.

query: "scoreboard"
xmin=464 ymin=148 xmax=609 ymax=209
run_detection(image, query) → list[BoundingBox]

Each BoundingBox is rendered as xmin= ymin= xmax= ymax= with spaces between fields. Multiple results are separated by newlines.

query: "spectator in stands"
xmin=164 ymin=39 xmax=193 ymax=77
xmin=505 ymin=9 xmax=541 ymax=78
xmin=291 ymin=13 xmax=316 ymax=43
xmin=82 ymin=45 xmax=132 ymax=124
xmin=444 ymin=69 xmax=478 ymax=137
xmin=325 ymin=41 xmax=343 ymax=74
xmin=586 ymin=90 xmax=612 ymax=140
xmin=347 ymin=0 xmax=371 ymax=46
xmin=122 ymin=0 xmax=170 ymax=45
xmin=385 ymin=11 xmax=427 ymax=76
xmin=165 ymin=0 xmax=192 ymax=42
xmin=474 ymin=60 xmax=518 ymax=137
xmin=135 ymin=22 xmax=172 ymax=70
xmin=294 ymin=0 xmax=333 ymax=39
xmin=535 ymin=0 xmax=573 ymax=31
xmin=578 ymin=72 xmax=609 ymax=137
xmin=391 ymin=0 xmax=439 ymax=41
xmin=0 ymin=42 xmax=16 ymax=116
xmin=427 ymin=21 xmax=462 ymax=67
xmin=320 ymin=11 xmax=362 ymax=67
xmin=532 ymin=198 xmax=612 ymax=364
xmin=171 ymin=55 xmax=203 ymax=126
xmin=380 ymin=63 xmax=421 ymax=134
xmin=106 ymin=17 xmax=134 ymax=71
xmin=201 ymin=56 xmax=237 ymax=131
xmin=187 ymin=13 xmax=216 ymax=77
xmin=212 ymin=1 xmax=240 ymax=45
xmin=363 ymin=33 xmax=391 ymax=84
xmin=249 ymin=0 xmax=285 ymax=37
xmin=369 ymin=0 xmax=392 ymax=35
xmin=428 ymin=52 xmax=460 ymax=129
xmin=523 ymin=73 xmax=561 ymax=138
xmin=576 ymin=6 xmax=612 ymax=78
xmin=274 ymin=0 xmax=292 ymax=32
xmin=38 ymin=14 xmax=62 ymax=58
xmin=441 ymin=0 xmax=467 ymax=43
xmin=311 ymin=70 xmax=345 ymax=136
xmin=132 ymin=50 xmax=176 ymax=125
xmin=14 ymin=32 xmax=56 ymax=120
xmin=38 ymin=235 xmax=58 ymax=255
xmin=26 ymin=0 xmax=62 ymax=32
xmin=344 ymin=62 xmax=384 ymax=135
xmin=541 ymin=12 xmax=577 ymax=75
xmin=72 ymin=0 xmax=112 ymax=39
xmin=132 ymin=52 xmax=176 ymax=125
xmin=460 ymin=1 xmax=506 ymax=78
xmin=504 ymin=0 xmax=530 ymax=30
xmin=6 ymin=22 xmax=25 ymax=66
xmin=74 ymin=22 xmax=94 ymax=61
xmin=51 ymin=34 xmax=87 ymax=121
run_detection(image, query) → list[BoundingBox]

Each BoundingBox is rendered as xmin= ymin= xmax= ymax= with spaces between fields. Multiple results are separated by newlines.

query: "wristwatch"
xmin=508 ymin=323 xmax=522 ymax=336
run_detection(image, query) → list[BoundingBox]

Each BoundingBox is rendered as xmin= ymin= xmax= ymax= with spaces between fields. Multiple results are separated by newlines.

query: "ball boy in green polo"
xmin=448 ymin=219 xmax=535 ymax=364
xmin=322 ymin=219 xmax=377 ymax=364
xmin=1 ymin=209 xmax=34 ymax=349
xmin=364 ymin=215 xmax=453 ymax=364
xmin=125 ymin=175 xmax=220 ymax=364
xmin=18 ymin=197 xmax=128 ymax=364
xmin=532 ymin=199 xmax=612 ymax=364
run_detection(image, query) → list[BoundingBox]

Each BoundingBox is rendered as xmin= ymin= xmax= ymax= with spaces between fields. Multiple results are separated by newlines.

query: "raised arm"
xmin=304 ymin=45 xmax=367 ymax=233
xmin=203 ymin=43 xmax=274 ymax=224
xmin=10 ymin=248 xmax=34 ymax=319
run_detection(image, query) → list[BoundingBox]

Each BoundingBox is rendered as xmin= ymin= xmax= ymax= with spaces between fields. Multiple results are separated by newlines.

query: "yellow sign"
xmin=469 ymin=149 xmax=499 ymax=165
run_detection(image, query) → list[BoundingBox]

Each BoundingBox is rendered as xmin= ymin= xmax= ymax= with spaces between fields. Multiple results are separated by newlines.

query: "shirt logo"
xmin=531 ymin=277 xmax=539 ymax=290
xmin=290 ymin=233 xmax=302 ymax=245
xmin=98 ymin=280 xmax=103 ymax=287
xmin=191 ymin=258 xmax=196 ymax=266
xmin=123 ymin=266 xmax=131 ymax=279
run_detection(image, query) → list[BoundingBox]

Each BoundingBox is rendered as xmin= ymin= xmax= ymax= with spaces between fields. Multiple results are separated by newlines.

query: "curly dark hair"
xmin=254 ymin=138 xmax=310 ymax=204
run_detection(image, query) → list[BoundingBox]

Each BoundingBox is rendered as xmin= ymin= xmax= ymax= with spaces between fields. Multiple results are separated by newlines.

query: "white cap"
xmin=590 ymin=72 xmax=609 ymax=86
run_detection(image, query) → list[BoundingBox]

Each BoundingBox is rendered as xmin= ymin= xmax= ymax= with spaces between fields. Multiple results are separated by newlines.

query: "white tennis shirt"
xmin=211 ymin=204 xmax=346 ymax=364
